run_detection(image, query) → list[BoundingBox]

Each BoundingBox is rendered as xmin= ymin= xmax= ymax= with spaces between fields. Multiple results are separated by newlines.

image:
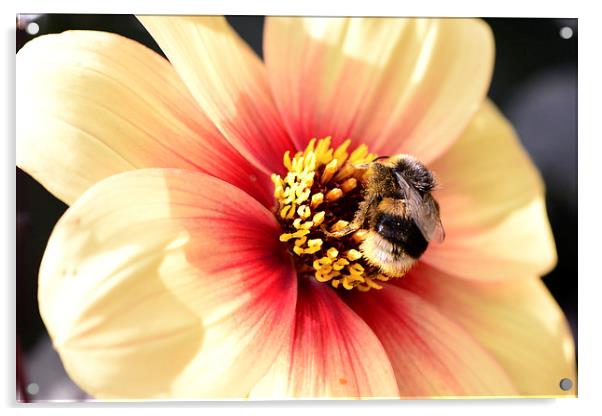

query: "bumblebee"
xmin=327 ymin=154 xmax=445 ymax=277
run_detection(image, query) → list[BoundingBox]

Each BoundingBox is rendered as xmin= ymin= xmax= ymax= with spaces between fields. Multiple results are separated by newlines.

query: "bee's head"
xmin=392 ymin=155 xmax=436 ymax=194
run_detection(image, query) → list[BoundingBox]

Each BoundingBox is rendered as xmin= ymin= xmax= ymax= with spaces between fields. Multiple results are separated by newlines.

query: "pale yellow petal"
xmin=39 ymin=169 xmax=296 ymax=398
xmin=402 ymin=263 xmax=576 ymax=397
xmin=347 ymin=283 xmax=517 ymax=397
xmin=423 ymin=100 xmax=557 ymax=280
xmin=17 ymin=30 xmax=272 ymax=206
xmin=264 ymin=17 xmax=494 ymax=160
xmin=139 ymin=16 xmax=293 ymax=175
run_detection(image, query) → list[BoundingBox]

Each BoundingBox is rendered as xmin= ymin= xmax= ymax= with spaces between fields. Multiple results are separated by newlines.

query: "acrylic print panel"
xmin=16 ymin=15 xmax=577 ymax=400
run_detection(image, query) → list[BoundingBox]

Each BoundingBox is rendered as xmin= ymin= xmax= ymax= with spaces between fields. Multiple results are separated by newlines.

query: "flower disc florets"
xmin=272 ymin=137 xmax=394 ymax=291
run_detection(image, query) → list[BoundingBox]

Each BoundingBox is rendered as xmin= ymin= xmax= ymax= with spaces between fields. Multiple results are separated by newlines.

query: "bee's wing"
xmin=413 ymin=193 xmax=446 ymax=243
xmin=395 ymin=172 xmax=445 ymax=243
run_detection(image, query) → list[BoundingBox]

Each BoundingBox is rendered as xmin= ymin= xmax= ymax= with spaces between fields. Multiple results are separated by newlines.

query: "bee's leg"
xmin=322 ymin=223 xmax=360 ymax=238
xmin=321 ymin=199 xmax=371 ymax=238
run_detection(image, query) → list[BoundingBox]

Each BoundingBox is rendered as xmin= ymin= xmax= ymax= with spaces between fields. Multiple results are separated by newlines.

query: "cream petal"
xmin=139 ymin=16 xmax=294 ymax=175
xmin=346 ymin=283 xmax=517 ymax=397
xmin=401 ymin=262 xmax=576 ymax=397
xmin=422 ymin=100 xmax=557 ymax=280
xmin=17 ymin=30 xmax=272 ymax=207
xmin=249 ymin=279 xmax=398 ymax=398
xmin=39 ymin=169 xmax=296 ymax=398
xmin=264 ymin=17 xmax=493 ymax=161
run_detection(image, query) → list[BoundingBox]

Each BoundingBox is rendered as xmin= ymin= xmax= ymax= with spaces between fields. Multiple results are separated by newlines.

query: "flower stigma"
xmin=272 ymin=137 xmax=395 ymax=291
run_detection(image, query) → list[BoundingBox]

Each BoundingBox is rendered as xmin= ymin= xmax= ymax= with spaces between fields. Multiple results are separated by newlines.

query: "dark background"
xmin=16 ymin=15 xmax=578 ymax=400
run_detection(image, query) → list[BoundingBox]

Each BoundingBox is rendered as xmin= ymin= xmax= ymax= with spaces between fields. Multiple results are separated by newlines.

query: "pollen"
xmin=272 ymin=137 xmax=393 ymax=291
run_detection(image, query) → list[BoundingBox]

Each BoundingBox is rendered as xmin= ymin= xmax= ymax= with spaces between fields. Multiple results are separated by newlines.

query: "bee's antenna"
xmin=353 ymin=155 xmax=389 ymax=169
xmin=353 ymin=163 xmax=371 ymax=169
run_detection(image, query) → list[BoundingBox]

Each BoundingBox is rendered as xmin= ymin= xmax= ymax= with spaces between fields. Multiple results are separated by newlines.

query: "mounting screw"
xmin=559 ymin=378 xmax=573 ymax=391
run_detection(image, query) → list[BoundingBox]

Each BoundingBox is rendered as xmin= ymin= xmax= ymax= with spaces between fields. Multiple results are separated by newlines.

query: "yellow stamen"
xmin=321 ymin=159 xmax=339 ymax=184
xmin=325 ymin=188 xmax=343 ymax=202
xmin=312 ymin=211 xmax=325 ymax=226
xmin=315 ymin=271 xmax=332 ymax=283
xmin=346 ymin=273 xmax=365 ymax=283
xmin=341 ymin=278 xmax=355 ymax=290
xmin=292 ymin=218 xmax=313 ymax=230
xmin=297 ymin=205 xmax=311 ymax=219
xmin=365 ymin=277 xmax=383 ymax=290
xmin=352 ymin=229 xmax=369 ymax=243
xmin=333 ymin=163 xmax=356 ymax=182
xmin=280 ymin=206 xmax=291 ymax=219
xmin=346 ymin=249 xmax=363 ymax=261
xmin=374 ymin=274 xmax=392 ymax=282
xmin=334 ymin=139 xmax=351 ymax=164
xmin=304 ymin=239 xmax=323 ymax=254
xmin=310 ymin=192 xmax=324 ymax=208
xmin=272 ymin=137 xmax=393 ymax=292
xmin=332 ymin=258 xmax=350 ymax=271
xmin=341 ymin=177 xmax=358 ymax=193
xmin=313 ymin=258 xmax=331 ymax=270
xmin=331 ymin=220 xmax=349 ymax=232
xmin=283 ymin=151 xmax=293 ymax=171
xmin=327 ymin=247 xmax=339 ymax=259
xmin=349 ymin=144 xmax=369 ymax=163
xmin=296 ymin=188 xmax=311 ymax=204
xmin=348 ymin=263 xmax=365 ymax=275
xmin=295 ymin=236 xmax=308 ymax=247
xmin=292 ymin=229 xmax=309 ymax=239
xmin=308 ymin=238 xmax=323 ymax=248
xmin=304 ymin=138 xmax=316 ymax=158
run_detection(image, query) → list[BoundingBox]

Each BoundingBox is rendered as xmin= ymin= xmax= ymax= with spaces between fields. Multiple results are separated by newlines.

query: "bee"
xmin=326 ymin=154 xmax=445 ymax=277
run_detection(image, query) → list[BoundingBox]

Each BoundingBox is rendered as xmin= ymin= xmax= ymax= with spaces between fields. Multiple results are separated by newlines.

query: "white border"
xmin=4 ymin=1 xmax=601 ymax=415
xmin=7 ymin=0 xmax=584 ymax=17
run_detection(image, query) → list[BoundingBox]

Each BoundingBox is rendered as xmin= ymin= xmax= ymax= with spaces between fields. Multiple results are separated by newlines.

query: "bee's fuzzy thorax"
xmin=391 ymin=155 xmax=436 ymax=194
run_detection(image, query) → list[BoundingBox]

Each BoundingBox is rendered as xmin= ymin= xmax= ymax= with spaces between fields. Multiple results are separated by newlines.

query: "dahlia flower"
xmin=16 ymin=16 xmax=576 ymax=399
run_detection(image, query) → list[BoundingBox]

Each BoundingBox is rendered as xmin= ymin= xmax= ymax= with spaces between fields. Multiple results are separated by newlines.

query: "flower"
xmin=16 ymin=16 xmax=575 ymax=399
